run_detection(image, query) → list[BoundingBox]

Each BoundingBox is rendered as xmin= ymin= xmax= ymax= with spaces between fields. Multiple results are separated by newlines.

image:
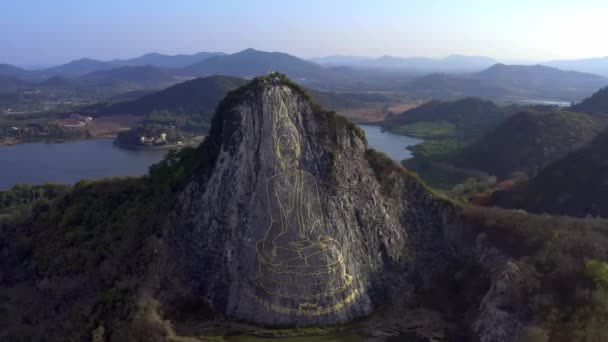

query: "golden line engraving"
xmin=249 ymin=97 xmax=355 ymax=315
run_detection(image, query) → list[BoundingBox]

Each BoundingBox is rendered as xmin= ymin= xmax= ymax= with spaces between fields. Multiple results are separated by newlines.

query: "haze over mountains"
xmin=2 ymin=48 xmax=608 ymax=103
xmin=4 ymin=48 xmax=608 ymax=80
xmin=405 ymin=64 xmax=608 ymax=100
xmin=312 ymin=54 xmax=499 ymax=72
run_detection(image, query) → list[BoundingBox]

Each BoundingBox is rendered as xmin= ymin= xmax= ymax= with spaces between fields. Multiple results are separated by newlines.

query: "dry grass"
xmin=339 ymin=100 xmax=427 ymax=123
xmin=86 ymin=114 xmax=142 ymax=138
xmin=386 ymin=100 xmax=427 ymax=114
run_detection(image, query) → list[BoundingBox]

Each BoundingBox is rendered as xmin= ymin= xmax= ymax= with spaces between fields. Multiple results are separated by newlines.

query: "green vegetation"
xmin=0 ymin=183 xmax=71 ymax=213
xmin=402 ymin=140 xmax=472 ymax=192
xmin=587 ymin=260 xmax=608 ymax=290
xmin=307 ymin=89 xmax=392 ymax=112
xmin=572 ymin=86 xmax=608 ymax=115
xmin=462 ymin=207 xmax=608 ymax=341
xmin=0 ymin=112 xmax=89 ymax=144
xmin=407 ymin=140 xmax=464 ymax=161
xmin=384 ymin=97 xmax=513 ymax=142
xmin=96 ymin=76 xmax=246 ymax=147
xmin=391 ymin=120 xmax=456 ymax=139
xmin=453 ymin=109 xmax=603 ymax=180
xmin=0 ymin=143 xmax=205 ymax=340
xmin=492 ymin=128 xmax=608 ymax=218
xmin=91 ymin=75 xmax=247 ymax=118
xmin=399 ymin=107 xmax=604 ymax=205
xmin=115 ymin=110 xmax=205 ymax=147
xmin=365 ymin=148 xmax=434 ymax=197
xmin=2 ymin=74 xmax=608 ymax=342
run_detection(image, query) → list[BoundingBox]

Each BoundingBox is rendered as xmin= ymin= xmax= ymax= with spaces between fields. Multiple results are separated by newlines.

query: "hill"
xmin=0 ymin=75 xmax=29 ymax=93
xmin=8 ymin=52 xmax=225 ymax=81
xmin=492 ymin=128 xmax=608 ymax=217
xmin=453 ymin=109 xmax=603 ymax=179
xmin=0 ymin=64 xmax=28 ymax=78
xmin=475 ymin=63 xmax=607 ymax=91
xmin=307 ymin=88 xmax=392 ymax=112
xmin=405 ymin=64 xmax=608 ymax=100
xmin=310 ymin=55 xmax=372 ymax=66
xmin=109 ymin=51 xmax=225 ymax=68
xmin=38 ymin=76 xmax=77 ymax=88
xmin=404 ymin=73 xmax=502 ymax=98
xmin=346 ymin=54 xmax=498 ymax=72
xmin=95 ymin=75 xmax=391 ymax=119
xmin=38 ymin=58 xmax=112 ymax=77
xmin=183 ymin=48 xmax=324 ymax=79
xmin=97 ymin=75 xmax=247 ymax=116
xmin=383 ymin=97 xmax=513 ymax=140
xmin=546 ymin=56 xmax=608 ymax=77
xmin=78 ymin=65 xmax=175 ymax=86
xmin=572 ymin=86 xmax=608 ymax=115
xmin=2 ymin=74 xmax=608 ymax=341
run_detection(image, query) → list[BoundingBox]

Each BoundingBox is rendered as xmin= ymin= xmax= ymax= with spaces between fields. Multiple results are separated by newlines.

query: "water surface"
xmin=359 ymin=124 xmax=423 ymax=162
xmin=0 ymin=126 xmax=422 ymax=190
xmin=0 ymin=139 xmax=166 ymax=190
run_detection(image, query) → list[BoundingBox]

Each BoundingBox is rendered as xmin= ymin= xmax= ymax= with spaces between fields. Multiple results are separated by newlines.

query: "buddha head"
xmin=274 ymin=123 xmax=300 ymax=171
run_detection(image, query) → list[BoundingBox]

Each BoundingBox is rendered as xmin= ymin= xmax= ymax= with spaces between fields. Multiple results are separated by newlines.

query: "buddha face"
xmin=275 ymin=127 xmax=300 ymax=171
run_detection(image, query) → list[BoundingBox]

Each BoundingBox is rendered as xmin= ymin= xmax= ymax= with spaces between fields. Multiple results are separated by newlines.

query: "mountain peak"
xmin=238 ymin=47 xmax=263 ymax=54
xmin=166 ymin=73 xmax=446 ymax=325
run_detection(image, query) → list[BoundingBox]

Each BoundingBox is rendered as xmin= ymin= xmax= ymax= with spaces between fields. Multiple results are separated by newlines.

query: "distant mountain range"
xmin=0 ymin=51 xmax=226 ymax=81
xmin=2 ymin=49 xmax=608 ymax=102
xmin=405 ymin=64 xmax=608 ymax=101
xmin=108 ymin=52 xmax=226 ymax=69
xmin=309 ymin=55 xmax=371 ymax=66
xmin=312 ymin=54 xmax=498 ymax=72
xmin=183 ymin=48 xmax=324 ymax=79
xmin=311 ymin=54 xmax=608 ymax=76
xmin=4 ymin=50 xmax=608 ymax=80
xmin=545 ymin=56 xmax=608 ymax=77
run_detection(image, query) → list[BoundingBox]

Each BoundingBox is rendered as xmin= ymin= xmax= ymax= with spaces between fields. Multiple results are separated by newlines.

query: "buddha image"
xmin=252 ymin=102 xmax=353 ymax=301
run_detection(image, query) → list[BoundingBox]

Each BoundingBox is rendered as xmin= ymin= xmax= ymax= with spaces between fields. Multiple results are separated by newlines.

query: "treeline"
xmin=115 ymin=110 xmax=207 ymax=147
xmin=0 ymin=183 xmax=71 ymax=211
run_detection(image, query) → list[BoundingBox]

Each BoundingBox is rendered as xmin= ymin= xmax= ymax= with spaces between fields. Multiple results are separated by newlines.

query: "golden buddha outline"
xmin=251 ymin=100 xmax=353 ymax=303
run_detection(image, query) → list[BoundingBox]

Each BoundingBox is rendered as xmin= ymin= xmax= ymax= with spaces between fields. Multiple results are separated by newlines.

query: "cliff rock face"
xmin=167 ymin=75 xmax=452 ymax=326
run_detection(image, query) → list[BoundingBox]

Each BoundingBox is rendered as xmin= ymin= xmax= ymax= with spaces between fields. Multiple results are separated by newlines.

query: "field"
xmin=339 ymin=100 xmax=425 ymax=123
xmin=86 ymin=114 xmax=142 ymax=138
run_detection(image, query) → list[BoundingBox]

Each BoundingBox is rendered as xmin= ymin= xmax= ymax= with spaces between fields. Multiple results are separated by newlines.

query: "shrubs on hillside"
xmin=463 ymin=207 xmax=608 ymax=340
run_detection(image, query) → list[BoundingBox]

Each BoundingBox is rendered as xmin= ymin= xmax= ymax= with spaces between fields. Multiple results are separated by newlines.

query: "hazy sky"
xmin=2 ymin=0 xmax=608 ymax=66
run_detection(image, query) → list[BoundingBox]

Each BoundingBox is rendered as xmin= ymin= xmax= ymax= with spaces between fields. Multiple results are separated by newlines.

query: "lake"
xmin=359 ymin=124 xmax=423 ymax=162
xmin=0 ymin=139 xmax=166 ymax=190
xmin=0 ymin=126 xmax=422 ymax=190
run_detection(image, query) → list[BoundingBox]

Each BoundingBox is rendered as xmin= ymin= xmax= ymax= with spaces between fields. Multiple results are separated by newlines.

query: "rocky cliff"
xmin=168 ymin=75 xmax=410 ymax=325
xmin=164 ymin=74 xmax=507 ymax=330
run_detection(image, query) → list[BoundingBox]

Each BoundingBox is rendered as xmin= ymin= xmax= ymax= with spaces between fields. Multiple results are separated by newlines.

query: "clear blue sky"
xmin=2 ymin=0 xmax=608 ymax=66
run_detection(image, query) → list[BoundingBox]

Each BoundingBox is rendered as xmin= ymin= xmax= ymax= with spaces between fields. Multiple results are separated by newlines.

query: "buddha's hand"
xmin=288 ymin=239 xmax=318 ymax=250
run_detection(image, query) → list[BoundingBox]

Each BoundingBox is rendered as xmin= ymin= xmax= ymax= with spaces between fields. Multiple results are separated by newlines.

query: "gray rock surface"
xmin=166 ymin=75 xmax=524 ymax=338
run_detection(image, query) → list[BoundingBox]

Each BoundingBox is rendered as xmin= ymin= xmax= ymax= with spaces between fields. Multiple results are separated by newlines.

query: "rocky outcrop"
xmin=168 ymin=75 xmax=409 ymax=325
xmin=163 ymin=74 xmax=524 ymax=339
